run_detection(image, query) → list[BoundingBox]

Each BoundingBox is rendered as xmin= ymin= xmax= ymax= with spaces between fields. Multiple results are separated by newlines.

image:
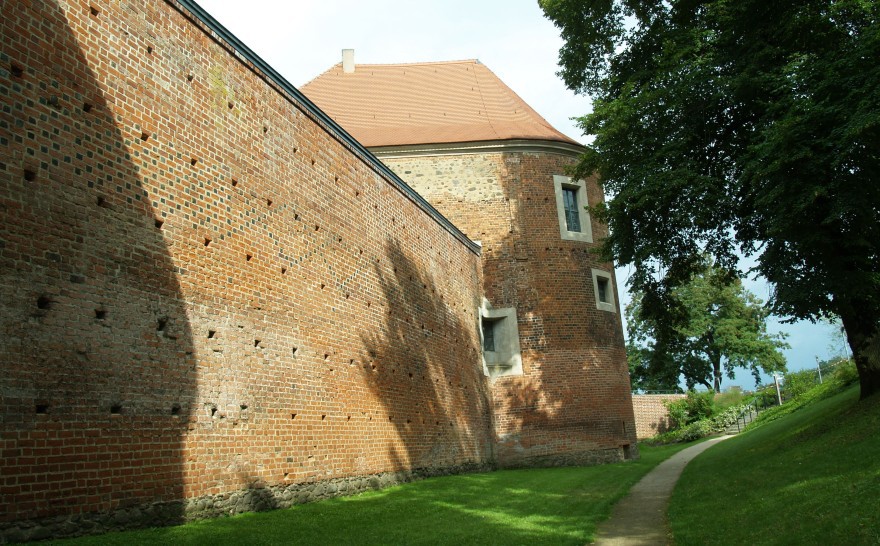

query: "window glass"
xmin=553 ymin=175 xmax=592 ymax=243
xmin=562 ymin=187 xmax=581 ymax=232
xmin=482 ymin=321 xmax=495 ymax=352
xmin=597 ymin=277 xmax=609 ymax=303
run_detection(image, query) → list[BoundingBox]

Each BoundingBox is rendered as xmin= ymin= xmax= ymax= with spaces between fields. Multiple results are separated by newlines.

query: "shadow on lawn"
xmin=137 ymin=466 xmax=621 ymax=546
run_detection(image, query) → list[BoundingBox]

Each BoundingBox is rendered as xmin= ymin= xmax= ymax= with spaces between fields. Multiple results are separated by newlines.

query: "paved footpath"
xmin=593 ymin=435 xmax=733 ymax=546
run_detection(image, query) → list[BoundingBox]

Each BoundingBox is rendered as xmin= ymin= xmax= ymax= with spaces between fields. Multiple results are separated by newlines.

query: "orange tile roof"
xmin=301 ymin=59 xmax=580 ymax=148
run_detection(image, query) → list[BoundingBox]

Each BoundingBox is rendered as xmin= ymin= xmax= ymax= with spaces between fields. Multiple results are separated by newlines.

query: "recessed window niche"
xmin=478 ymin=299 xmax=522 ymax=378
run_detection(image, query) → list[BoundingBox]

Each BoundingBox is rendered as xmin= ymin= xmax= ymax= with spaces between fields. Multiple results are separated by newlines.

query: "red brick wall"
xmin=0 ymin=0 xmax=492 ymax=535
xmin=383 ymin=150 xmax=639 ymax=467
xmin=631 ymin=395 xmax=686 ymax=439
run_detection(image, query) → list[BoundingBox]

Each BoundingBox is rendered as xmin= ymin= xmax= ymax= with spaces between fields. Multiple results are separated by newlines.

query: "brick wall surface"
xmin=383 ymin=151 xmax=639 ymax=467
xmin=0 ymin=0 xmax=493 ymax=539
xmin=631 ymin=394 xmax=686 ymax=440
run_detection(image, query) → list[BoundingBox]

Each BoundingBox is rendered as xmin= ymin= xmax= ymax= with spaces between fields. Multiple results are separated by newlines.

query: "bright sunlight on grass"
xmin=46 ymin=443 xmax=693 ymax=545
xmin=669 ymin=384 xmax=880 ymax=545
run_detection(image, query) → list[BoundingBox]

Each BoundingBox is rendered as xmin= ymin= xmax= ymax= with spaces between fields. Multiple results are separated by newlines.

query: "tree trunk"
xmin=712 ymin=357 xmax=723 ymax=393
xmin=839 ymin=305 xmax=880 ymax=400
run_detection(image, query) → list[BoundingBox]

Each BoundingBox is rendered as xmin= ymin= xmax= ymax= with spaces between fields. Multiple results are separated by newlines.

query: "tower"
xmin=304 ymin=56 xmax=638 ymax=466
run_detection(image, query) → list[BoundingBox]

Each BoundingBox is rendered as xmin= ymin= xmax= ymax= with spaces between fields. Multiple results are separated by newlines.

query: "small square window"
xmin=591 ymin=269 xmax=616 ymax=312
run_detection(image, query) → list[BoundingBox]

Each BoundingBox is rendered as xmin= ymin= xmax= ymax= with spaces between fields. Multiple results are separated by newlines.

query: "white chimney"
xmin=342 ymin=49 xmax=355 ymax=73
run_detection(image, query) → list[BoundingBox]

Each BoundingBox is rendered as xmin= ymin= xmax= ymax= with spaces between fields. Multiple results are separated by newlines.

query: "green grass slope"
xmin=669 ymin=385 xmax=880 ymax=545
xmin=47 ymin=444 xmax=692 ymax=546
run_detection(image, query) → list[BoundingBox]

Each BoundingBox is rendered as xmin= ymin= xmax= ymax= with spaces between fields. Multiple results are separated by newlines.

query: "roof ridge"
xmin=330 ymin=59 xmax=481 ymax=68
xmin=301 ymin=58 xmax=582 ymax=148
xmin=467 ymin=61 xmax=502 ymax=141
xmin=474 ymin=62 xmax=560 ymax=136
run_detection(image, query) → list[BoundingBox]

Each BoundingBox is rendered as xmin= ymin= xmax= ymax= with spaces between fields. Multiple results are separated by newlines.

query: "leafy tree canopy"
xmin=540 ymin=0 xmax=880 ymax=398
xmin=627 ymin=261 xmax=788 ymax=392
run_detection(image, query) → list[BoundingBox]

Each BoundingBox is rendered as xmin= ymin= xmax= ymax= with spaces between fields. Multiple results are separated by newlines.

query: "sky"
xmin=196 ymin=0 xmax=843 ymax=389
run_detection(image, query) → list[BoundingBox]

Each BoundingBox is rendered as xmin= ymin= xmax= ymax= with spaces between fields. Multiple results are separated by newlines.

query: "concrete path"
xmin=593 ymin=435 xmax=733 ymax=546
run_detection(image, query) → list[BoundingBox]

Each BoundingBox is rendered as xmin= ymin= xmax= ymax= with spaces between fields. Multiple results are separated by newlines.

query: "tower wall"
xmin=382 ymin=149 xmax=639 ymax=467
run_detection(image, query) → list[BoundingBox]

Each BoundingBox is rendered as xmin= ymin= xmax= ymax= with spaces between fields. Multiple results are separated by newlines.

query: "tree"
xmin=627 ymin=262 xmax=788 ymax=392
xmin=822 ymin=316 xmax=852 ymax=360
xmin=539 ymin=0 xmax=880 ymax=398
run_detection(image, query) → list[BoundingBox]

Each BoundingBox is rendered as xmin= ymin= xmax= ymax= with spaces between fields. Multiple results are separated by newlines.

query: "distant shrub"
xmin=748 ymin=360 xmax=859 ymax=430
xmin=646 ymin=403 xmax=751 ymax=445
xmin=784 ymin=369 xmax=821 ymax=400
xmin=686 ymin=390 xmax=716 ymax=422
xmin=832 ymin=359 xmax=858 ymax=385
xmin=664 ymin=390 xmax=716 ymax=431
xmin=754 ymin=386 xmax=779 ymax=408
xmin=714 ymin=388 xmax=748 ymax=410
xmin=664 ymin=398 xmax=689 ymax=430
xmin=713 ymin=404 xmax=748 ymax=429
xmin=677 ymin=420 xmax=714 ymax=442
xmin=651 ymin=359 xmax=861 ymax=444
xmin=783 ymin=359 xmax=857 ymax=401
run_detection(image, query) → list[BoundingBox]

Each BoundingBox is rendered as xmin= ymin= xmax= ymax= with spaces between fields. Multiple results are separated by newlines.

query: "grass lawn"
xmin=669 ymin=384 xmax=880 ymax=545
xmin=47 ymin=443 xmax=692 ymax=545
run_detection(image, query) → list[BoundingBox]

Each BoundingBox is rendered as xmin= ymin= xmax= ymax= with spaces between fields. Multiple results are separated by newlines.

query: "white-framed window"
xmin=591 ymin=269 xmax=616 ymax=312
xmin=478 ymin=300 xmax=522 ymax=378
xmin=553 ymin=175 xmax=592 ymax=243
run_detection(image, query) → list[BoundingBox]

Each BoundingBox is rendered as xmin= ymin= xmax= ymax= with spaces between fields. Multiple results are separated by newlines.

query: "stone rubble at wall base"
xmin=0 ymin=463 xmax=492 ymax=544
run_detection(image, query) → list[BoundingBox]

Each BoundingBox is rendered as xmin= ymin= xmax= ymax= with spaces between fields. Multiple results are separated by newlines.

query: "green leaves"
xmin=542 ymin=0 xmax=880 ymax=397
xmin=627 ymin=262 xmax=788 ymax=391
xmin=539 ymin=0 xmax=625 ymax=95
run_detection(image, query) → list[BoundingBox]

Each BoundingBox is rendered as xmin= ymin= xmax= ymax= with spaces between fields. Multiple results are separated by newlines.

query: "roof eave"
xmin=369 ymin=138 xmax=586 ymax=159
xmin=167 ymin=0 xmax=480 ymax=255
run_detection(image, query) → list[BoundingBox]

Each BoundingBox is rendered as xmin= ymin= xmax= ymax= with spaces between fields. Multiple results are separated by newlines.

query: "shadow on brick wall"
xmin=0 ymin=1 xmax=195 ymax=539
xmin=359 ymin=238 xmax=494 ymax=472
xmin=485 ymin=157 xmax=637 ymax=466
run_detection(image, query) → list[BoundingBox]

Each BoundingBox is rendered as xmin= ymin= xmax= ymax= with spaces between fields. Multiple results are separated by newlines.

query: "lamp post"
xmin=773 ymin=373 xmax=783 ymax=406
